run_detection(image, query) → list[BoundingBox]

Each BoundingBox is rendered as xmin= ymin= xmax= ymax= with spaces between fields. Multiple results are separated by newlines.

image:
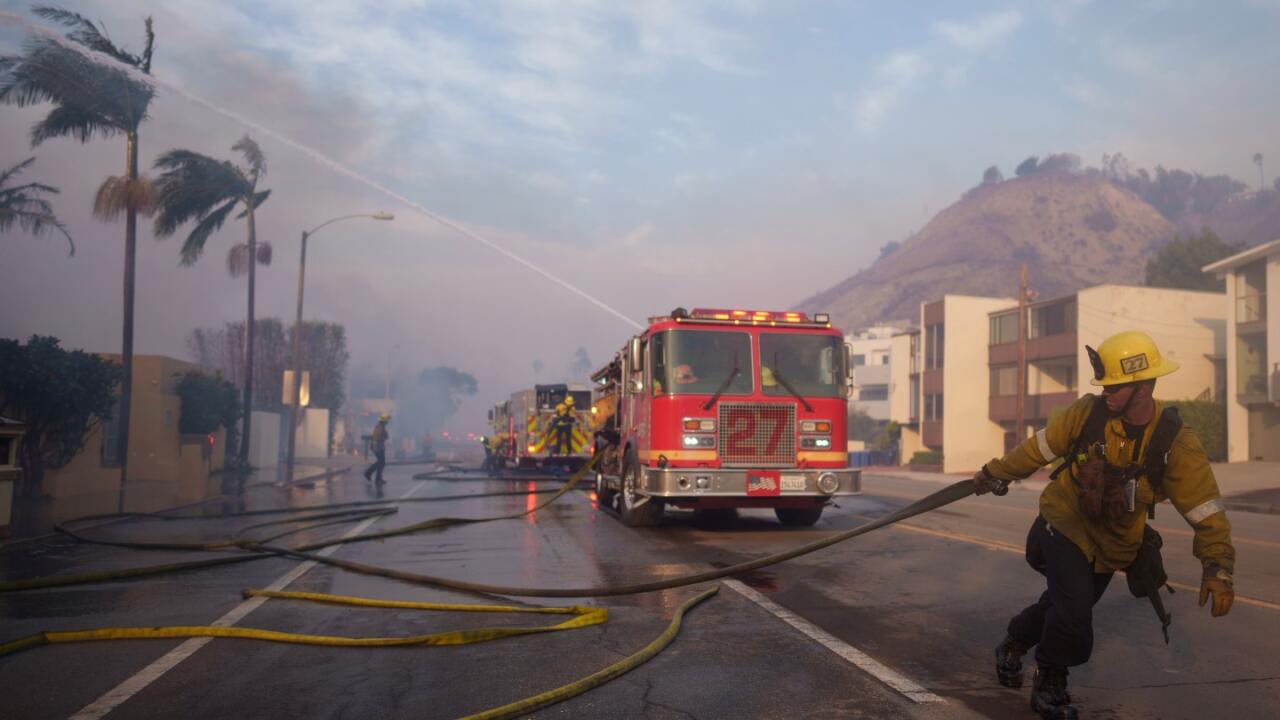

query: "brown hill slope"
xmin=796 ymin=173 xmax=1176 ymax=331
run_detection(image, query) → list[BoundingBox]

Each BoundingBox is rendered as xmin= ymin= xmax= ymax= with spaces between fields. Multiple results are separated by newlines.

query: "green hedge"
xmin=1166 ymin=400 xmax=1226 ymax=462
xmin=910 ymin=450 xmax=944 ymax=465
xmin=176 ymin=370 xmax=240 ymax=436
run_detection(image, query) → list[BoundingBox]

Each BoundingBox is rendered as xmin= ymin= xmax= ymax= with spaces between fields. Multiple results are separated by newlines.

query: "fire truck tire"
xmin=595 ymin=470 xmax=617 ymax=510
xmin=620 ymin=452 xmax=663 ymax=527
xmin=774 ymin=507 xmax=823 ymax=527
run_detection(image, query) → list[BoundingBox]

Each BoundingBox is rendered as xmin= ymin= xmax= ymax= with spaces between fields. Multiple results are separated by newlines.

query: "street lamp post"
xmin=286 ymin=212 xmax=394 ymax=480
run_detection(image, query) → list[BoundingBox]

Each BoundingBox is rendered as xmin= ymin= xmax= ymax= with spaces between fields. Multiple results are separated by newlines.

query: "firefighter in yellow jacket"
xmin=973 ymin=331 xmax=1235 ymax=720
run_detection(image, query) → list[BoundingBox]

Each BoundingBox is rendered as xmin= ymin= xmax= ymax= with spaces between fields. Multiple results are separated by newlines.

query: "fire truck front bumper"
xmin=639 ymin=467 xmax=861 ymax=498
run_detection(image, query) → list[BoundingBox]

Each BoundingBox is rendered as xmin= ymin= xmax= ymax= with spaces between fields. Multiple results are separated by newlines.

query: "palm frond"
xmin=256 ymin=240 xmax=272 ymax=266
xmin=93 ymin=174 xmax=156 ymax=221
xmin=32 ymin=5 xmax=145 ymax=68
xmin=153 ymin=150 xmax=249 ymax=237
xmin=0 ymin=38 xmax=155 ymax=141
xmin=178 ymin=197 xmax=239 ymax=267
xmin=234 ymin=189 xmax=272 ymax=219
xmin=0 ymin=156 xmax=74 ymax=255
xmin=232 ymin=135 xmax=266 ymax=178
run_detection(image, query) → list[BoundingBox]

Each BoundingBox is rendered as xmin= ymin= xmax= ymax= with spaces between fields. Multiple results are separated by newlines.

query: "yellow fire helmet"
xmin=1086 ymin=331 xmax=1179 ymax=386
xmin=564 ymin=395 xmax=575 ymax=407
xmin=761 ymin=365 xmax=778 ymax=387
xmin=379 ymin=413 xmax=391 ymax=422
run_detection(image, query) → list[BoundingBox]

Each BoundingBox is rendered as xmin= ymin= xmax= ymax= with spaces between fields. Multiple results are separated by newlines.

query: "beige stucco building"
xmin=1204 ymin=238 xmax=1280 ymax=461
xmin=892 ymin=285 xmax=1225 ymax=474
xmin=39 ymin=354 xmax=227 ymax=522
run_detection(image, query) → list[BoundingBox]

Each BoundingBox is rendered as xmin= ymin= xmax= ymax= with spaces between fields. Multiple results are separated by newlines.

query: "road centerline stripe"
xmin=69 ymin=480 xmax=426 ymax=720
xmin=722 ymin=578 xmax=945 ymax=704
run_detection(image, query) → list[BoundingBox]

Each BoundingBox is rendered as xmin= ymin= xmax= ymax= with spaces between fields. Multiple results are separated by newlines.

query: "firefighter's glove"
xmin=972 ymin=465 xmax=1009 ymax=497
xmin=1198 ymin=564 xmax=1234 ymax=618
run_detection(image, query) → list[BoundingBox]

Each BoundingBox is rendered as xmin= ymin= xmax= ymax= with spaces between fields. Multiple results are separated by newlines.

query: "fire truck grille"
xmin=718 ymin=403 xmax=796 ymax=467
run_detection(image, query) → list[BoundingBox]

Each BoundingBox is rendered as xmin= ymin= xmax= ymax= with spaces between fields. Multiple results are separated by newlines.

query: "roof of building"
xmin=1203 ymin=238 xmax=1280 ymax=275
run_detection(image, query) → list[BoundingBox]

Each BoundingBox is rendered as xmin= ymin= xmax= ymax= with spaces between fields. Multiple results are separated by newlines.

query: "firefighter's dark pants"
xmin=1007 ymin=515 xmax=1114 ymax=668
xmin=364 ymin=449 xmax=386 ymax=483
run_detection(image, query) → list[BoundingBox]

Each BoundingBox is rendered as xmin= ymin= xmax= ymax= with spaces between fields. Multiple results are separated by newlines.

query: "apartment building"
xmin=987 ymin=285 xmax=1224 ymax=451
xmin=1204 ymin=239 xmax=1280 ymax=461
xmin=846 ymin=325 xmax=898 ymax=422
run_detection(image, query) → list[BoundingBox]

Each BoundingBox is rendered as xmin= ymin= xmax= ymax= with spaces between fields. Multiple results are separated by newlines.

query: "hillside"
xmin=795 ymin=172 xmax=1177 ymax=331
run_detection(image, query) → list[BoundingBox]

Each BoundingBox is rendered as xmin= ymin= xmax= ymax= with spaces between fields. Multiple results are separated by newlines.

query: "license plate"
xmin=780 ymin=475 xmax=806 ymax=491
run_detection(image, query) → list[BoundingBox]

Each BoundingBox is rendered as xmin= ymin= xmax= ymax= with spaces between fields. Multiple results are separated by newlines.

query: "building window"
xmin=881 ymin=355 xmax=890 ymax=365
xmin=1238 ymin=334 xmax=1268 ymax=400
xmin=859 ymin=386 xmax=888 ymax=402
xmin=925 ymin=324 xmax=945 ymax=369
xmin=990 ymin=365 xmax=1018 ymax=396
xmin=910 ymin=377 xmax=920 ymax=420
xmin=1236 ymin=261 xmax=1267 ymax=323
xmin=924 ymin=393 xmax=944 ymax=421
xmin=990 ymin=312 xmax=1019 ymax=345
xmin=851 ymin=354 xmax=866 ymax=367
xmin=1029 ymin=301 xmax=1076 ymax=339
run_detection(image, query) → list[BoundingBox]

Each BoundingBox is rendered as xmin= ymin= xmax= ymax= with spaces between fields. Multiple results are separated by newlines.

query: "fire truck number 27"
xmin=723 ymin=406 xmax=786 ymax=457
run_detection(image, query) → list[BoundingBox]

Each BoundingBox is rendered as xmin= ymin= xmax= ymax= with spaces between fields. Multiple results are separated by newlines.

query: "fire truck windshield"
xmin=652 ymin=330 xmax=753 ymax=396
xmin=760 ymin=333 xmax=844 ymax=398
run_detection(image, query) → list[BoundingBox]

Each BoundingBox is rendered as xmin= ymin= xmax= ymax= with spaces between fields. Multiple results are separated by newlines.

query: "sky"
xmin=2 ymin=0 xmax=1278 ymax=434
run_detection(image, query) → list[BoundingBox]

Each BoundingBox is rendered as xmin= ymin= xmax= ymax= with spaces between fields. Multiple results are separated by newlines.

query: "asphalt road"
xmin=1 ymin=465 xmax=1277 ymax=719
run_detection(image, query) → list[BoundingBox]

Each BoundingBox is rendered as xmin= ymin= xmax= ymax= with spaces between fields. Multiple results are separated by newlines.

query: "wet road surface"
xmin=2 ymin=466 xmax=1277 ymax=719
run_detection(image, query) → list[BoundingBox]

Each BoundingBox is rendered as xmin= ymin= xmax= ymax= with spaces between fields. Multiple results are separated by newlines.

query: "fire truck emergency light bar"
xmin=670 ymin=308 xmax=832 ymax=327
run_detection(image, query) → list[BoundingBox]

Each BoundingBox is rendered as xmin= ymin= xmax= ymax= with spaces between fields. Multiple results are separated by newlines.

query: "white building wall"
xmin=888 ymin=332 xmax=914 ymax=424
xmin=941 ymin=295 xmax=1013 ymax=474
xmin=1075 ymin=285 xmax=1225 ymax=401
xmin=1269 ymin=255 xmax=1280 ymax=402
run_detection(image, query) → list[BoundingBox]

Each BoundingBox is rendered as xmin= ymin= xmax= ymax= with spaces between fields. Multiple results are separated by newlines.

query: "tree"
xmin=877 ymin=240 xmax=901 ymax=260
xmin=175 ymin=370 xmax=240 ymax=455
xmin=1 ymin=6 xmax=157 ymax=510
xmin=569 ymin=346 xmax=592 ymax=382
xmin=1144 ymin=227 xmax=1241 ymax=292
xmin=187 ymin=319 xmax=347 ymax=414
xmin=1014 ymin=156 xmax=1039 ymax=177
xmin=153 ymin=136 xmax=272 ymax=465
xmin=847 ymin=407 xmax=879 ymax=442
xmin=0 ymin=157 xmax=73 ymax=255
xmin=409 ymin=367 xmax=478 ymax=436
xmin=982 ymin=165 xmax=1004 ymax=185
xmin=0 ymin=335 xmax=122 ymax=498
xmin=1254 ymin=152 xmax=1265 ymax=192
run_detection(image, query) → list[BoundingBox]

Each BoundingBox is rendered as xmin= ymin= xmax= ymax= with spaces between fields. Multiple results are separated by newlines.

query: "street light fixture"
xmin=285 ymin=212 xmax=394 ymax=480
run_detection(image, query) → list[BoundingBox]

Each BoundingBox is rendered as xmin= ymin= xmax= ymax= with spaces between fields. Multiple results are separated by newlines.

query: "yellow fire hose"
xmin=0 ymin=588 xmax=607 ymax=657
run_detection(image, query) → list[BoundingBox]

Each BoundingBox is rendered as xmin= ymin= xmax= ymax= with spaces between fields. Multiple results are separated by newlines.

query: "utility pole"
xmin=1016 ymin=264 xmax=1029 ymax=444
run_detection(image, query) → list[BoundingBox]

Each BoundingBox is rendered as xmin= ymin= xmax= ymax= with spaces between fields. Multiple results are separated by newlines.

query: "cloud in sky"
xmin=854 ymin=52 xmax=929 ymax=132
xmin=934 ymin=8 xmax=1024 ymax=50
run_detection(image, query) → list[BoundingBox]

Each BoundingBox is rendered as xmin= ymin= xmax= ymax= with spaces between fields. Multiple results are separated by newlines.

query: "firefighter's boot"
xmin=994 ymin=635 xmax=1027 ymax=688
xmin=1030 ymin=664 xmax=1078 ymax=720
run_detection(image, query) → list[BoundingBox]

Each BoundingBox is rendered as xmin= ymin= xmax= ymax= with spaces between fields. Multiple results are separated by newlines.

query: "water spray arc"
xmin=0 ymin=12 xmax=643 ymax=332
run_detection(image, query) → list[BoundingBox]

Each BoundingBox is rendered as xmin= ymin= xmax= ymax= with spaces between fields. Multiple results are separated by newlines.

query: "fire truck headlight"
xmin=814 ymin=437 xmax=831 ymax=449
xmin=683 ymin=435 xmax=700 ymax=448
xmin=817 ymin=472 xmax=840 ymax=495
xmin=683 ymin=435 xmax=715 ymax=448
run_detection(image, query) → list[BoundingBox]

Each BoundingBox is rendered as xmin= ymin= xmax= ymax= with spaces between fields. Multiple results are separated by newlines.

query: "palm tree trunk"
xmin=116 ymin=131 xmax=138 ymax=513
xmin=238 ymin=200 xmax=258 ymax=466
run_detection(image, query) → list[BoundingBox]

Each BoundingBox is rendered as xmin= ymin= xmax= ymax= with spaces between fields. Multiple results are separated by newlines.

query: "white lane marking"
xmin=723 ymin=579 xmax=945 ymax=704
xmin=70 ymin=481 xmax=425 ymax=720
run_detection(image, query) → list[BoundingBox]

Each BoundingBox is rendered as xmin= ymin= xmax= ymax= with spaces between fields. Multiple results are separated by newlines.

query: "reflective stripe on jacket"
xmin=986 ymin=394 xmax=1235 ymax=574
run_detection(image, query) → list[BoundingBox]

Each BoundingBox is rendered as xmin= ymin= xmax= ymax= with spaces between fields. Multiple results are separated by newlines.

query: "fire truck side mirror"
xmin=629 ymin=336 xmax=644 ymax=372
xmin=629 ymin=378 xmax=644 ymax=394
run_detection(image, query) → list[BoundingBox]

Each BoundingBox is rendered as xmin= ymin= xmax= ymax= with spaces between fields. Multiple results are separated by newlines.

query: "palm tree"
xmin=1254 ymin=153 xmax=1265 ymax=192
xmin=0 ymin=157 xmax=74 ymax=255
xmin=0 ymin=6 xmax=157 ymax=512
xmin=153 ymin=136 xmax=273 ymax=466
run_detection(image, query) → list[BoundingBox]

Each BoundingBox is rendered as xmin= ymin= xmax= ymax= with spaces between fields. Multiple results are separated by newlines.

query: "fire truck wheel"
xmin=620 ymin=452 xmax=663 ymax=527
xmin=595 ymin=470 xmax=617 ymax=510
xmin=774 ymin=507 xmax=823 ymax=527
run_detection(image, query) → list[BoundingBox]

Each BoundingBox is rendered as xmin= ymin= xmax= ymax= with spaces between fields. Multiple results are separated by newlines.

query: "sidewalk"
xmin=865 ymin=462 xmax=1280 ymax=515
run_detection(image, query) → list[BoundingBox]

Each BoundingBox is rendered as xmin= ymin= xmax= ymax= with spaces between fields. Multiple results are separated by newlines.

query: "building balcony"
xmin=989 ymin=392 xmax=1077 ymax=423
xmin=989 ymin=332 xmax=1077 ymax=365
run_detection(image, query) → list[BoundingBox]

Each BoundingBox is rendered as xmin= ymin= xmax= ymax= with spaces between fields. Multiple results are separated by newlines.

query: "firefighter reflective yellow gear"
xmin=761 ymin=366 xmax=778 ymax=387
xmin=379 ymin=412 xmax=391 ymax=422
xmin=1086 ymin=331 xmax=1179 ymax=387
xmin=555 ymin=402 xmax=567 ymax=414
xmin=564 ymin=395 xmax=574 ymax=407
xmin=1199 ymin=565 xmax=1234 ymax=617
xmin=984 ymin=394 xmax=1235 ymax=575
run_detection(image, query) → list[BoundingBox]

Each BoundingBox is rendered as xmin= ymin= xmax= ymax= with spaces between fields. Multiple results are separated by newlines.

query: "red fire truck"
xmin=591 ymin=307 xmax=861 ymax=527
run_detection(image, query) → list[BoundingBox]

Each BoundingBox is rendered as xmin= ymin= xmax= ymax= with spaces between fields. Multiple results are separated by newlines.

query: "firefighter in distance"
xmin=974 ymin=331 xmax=1236 ymax=720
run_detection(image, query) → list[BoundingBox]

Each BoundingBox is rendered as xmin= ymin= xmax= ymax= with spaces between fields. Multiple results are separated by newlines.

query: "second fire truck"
xmin=489 ymin=383 xmax=594 ymax=470
xmin=591 ymin=307 xmax=861 ymax=527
